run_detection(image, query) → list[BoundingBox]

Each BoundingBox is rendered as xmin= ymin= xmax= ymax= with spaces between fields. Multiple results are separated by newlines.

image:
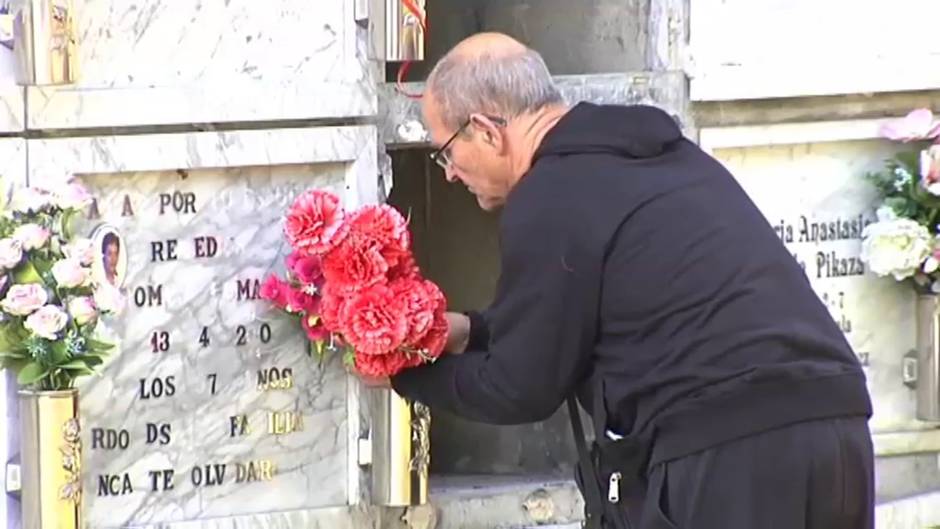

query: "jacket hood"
xmin=535 ymin=102 xmax=683 ymax=160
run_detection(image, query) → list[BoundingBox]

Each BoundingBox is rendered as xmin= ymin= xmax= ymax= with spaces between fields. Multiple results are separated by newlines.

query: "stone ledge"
xmin=379 ymin=72 xmax=689 ymax=149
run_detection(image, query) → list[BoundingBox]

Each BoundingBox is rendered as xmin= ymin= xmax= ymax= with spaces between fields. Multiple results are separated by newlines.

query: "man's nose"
xmin=444 ymin=165 xmax=460 ymax=183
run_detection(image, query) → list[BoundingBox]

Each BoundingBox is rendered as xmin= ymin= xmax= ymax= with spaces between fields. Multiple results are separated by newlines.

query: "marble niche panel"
xmin=0 ymin=22 xmax=24 ymax=132
xmin=23 ymin=126 xmax=380 ymax=528
xmin=26 ymin=0 xmax=377 ymax=129
xmin=701 ymin=119 xmax=940 ymax=450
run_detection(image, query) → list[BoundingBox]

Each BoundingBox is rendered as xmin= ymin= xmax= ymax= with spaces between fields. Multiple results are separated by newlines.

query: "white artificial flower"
xmin=51 ymin=259 xmax=89 ymax=288
xmin=1 ymin=284 xmax=48 ymax=316
xmin=0 ymin=238 xmax=23 ymax=270
xmin=12 ymin=224 xmax=50 ymax=251
xmin=10 ymin=187 xmax=51 ymax=214
xmin=25 ymin=305 xmax=68 ymax=340
xmin=67 ymin=296 xmax=97 ymax=326
xmin=54 ymin=181 xmax=93 ymax=210
xmin=861 ymin=219 xmax=933 ymax=280
xmin=925 ymin=256 xmax=940 ymax=274
xmin=63 ymin=238 xmax=95 ymax=266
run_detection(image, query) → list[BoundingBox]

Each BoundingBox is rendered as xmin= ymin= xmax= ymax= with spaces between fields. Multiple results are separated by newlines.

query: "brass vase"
xmin=10 ymin=0 xmax=79 ymax=85
xmin=370 ymin=388 xmax=430 ymax=506
xmin=18 ymin=389 xmax=82 ymax=529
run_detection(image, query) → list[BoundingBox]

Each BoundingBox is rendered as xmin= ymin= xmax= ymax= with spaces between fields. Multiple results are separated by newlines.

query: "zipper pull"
xmin=607 ymin=472 xmax=621 ymax=504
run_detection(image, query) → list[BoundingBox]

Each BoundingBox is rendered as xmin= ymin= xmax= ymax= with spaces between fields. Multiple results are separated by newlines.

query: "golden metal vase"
xmin=18 ymin=389 xmax=82 ymax=529
xmin=370 ymin=388 xmax=430 ymax=506
xmin=9 ymin=0 xmax=79 ymax=85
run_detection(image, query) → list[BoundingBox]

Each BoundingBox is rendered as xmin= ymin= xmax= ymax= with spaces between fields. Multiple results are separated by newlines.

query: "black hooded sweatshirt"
xmin=391 ymin=102 xmax=872 ymax=465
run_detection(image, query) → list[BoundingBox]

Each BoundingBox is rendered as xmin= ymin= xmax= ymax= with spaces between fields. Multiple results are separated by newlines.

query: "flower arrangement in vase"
xmin=0 ymin=180 xmax=123 ymax=389
xmin=860 ymin=108 xmax=940 ymax=292
xmin=0 ymin=178 xmax=124 ymax=529
xmin=260 ymin=189 xmax=448 ymax=378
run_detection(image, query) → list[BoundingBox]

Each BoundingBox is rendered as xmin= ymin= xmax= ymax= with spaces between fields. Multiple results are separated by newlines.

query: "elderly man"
xmin=389 ymin=32 xmax=874 ymax=529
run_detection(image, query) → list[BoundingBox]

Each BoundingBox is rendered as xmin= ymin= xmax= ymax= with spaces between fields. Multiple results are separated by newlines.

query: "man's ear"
xmin=470 ymin=114 xmax=503 ymax=149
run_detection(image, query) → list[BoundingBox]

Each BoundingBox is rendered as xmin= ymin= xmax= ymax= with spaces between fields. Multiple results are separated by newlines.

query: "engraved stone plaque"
xmin=73 ymin=164 xmax=352 ymax=527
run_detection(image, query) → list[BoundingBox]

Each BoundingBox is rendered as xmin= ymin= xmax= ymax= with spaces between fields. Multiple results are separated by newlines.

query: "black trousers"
xmin=626 ymin=417 xmax=874 ymax=529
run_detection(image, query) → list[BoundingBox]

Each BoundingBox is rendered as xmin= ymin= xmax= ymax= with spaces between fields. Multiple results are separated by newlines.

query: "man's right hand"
xmin=444 ymin=312 xmax=471 ymax=354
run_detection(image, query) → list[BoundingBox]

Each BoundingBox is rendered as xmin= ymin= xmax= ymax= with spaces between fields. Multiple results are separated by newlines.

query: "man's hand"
xmin=445 ymin=311 xmax=471 ymax=354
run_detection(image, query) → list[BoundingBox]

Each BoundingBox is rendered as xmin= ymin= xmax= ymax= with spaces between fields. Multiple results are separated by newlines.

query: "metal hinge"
xmin=357 ymin=433 xmax=373 ymax=466
xmin=903 ymin=350 xmax=918 ymax=389
xmin=5 ymin=460 xmax=21 ymax=497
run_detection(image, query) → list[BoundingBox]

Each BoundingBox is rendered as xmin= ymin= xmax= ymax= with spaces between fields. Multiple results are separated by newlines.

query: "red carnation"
xmin=387 ymin=253 xmax=419 ymax=281
xmin=346 ymin=204 xmax=412 ymax=269
xmin=318 ymin=283 xmax=347 ymax=333
xmin=390 ymin=277 xmax=446 ymax=344
xmin=321 ymin=233 xmax=389 ymax=294
xmin=259 ymin=274 xmax=290 ymax=309
xmin=354 ymin=350 xmax=424 ymax=378
xmin=284 ymin=190 xmax=348 ymax=256
xmin=414 ymin=308 xmax=448 ymax=360
xmin=340 ymin=284 xmax=408 ymax=356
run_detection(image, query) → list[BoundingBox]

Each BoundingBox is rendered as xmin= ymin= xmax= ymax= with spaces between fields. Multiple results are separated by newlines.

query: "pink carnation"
xmin=284 ymin=190 xmax=348 ymax=256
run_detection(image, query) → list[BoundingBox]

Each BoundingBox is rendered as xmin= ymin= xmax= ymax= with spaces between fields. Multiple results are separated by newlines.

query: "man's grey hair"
xmin=427 ymin=46 xmax=563 ymax=131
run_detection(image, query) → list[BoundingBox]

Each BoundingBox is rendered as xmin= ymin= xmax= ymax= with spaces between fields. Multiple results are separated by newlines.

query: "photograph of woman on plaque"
xmin=91 ymin=225 xmax=127 ymax=288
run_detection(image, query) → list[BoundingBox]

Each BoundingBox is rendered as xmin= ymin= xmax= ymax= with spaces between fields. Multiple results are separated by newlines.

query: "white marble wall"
xmin=703 ymin=123 xmax=940 ymax=451
xmin=25 ymin=0 xmax=377 ymax=128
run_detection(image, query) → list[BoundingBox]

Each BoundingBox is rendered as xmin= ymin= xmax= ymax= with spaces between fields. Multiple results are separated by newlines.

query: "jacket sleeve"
xmin=391 ymin=202 xmax=603 ymax=424
xmin=464 ymin=310 xmax=491 ymax=351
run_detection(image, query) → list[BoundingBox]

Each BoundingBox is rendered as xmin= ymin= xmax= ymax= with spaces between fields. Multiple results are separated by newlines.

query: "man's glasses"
xmin=428 ymin=115 xmax=507 ymax=171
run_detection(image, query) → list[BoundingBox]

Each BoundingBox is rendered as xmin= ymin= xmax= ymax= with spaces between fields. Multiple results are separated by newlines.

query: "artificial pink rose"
xmin=286 ymin=286 xmax=319 ymax=314
xmin=67 ymin=296 xmax=97 ymax=326
xmin=301 ymin=313 xmax=330 ymax=342
xmin=93 ymin=283 xmax=125 ymax=315
xmin=259 ymin=274 xmax=290 ymax=310
xmin=0 ymin=238 xmax=23 ymax=270
xmin=54 ymin=180 xmax=94 ymax=210
xmin=1 ymin=284 xmax=48 ymax=316
xmin=922 ymin=145 xmax=940 ymax=195
xmin=285 ymin=252 xmax=324 ymax=287
xmin=13 ymin=224 xmax=50 ymax=251
xmin=63 ymin=238 xmax=95 ymax=266
xmin=25 ymin=304 xmax=68 ymax=340
xmin=880 ymin=108 xmax=940 ymax=142
xmin=52 ymin=259 xmax=89 ymax=288
xmin=284 ymin=190 xmax=348 ymax=256
xmin=10 ymin=187 xmax=51 ymax=214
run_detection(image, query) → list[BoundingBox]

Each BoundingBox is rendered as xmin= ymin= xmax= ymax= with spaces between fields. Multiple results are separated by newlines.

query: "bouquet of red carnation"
xmin=260 ymin=189 xmax=448 ymax=377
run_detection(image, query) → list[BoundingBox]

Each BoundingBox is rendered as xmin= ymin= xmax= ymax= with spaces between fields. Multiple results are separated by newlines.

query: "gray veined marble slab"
xmin=18 ymin=127 xmax=382 ymax=527
xmin=26 ymin=0 xmax=378 ymax=129
xmin=73 ymin=165 xmax=350 ymax=527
